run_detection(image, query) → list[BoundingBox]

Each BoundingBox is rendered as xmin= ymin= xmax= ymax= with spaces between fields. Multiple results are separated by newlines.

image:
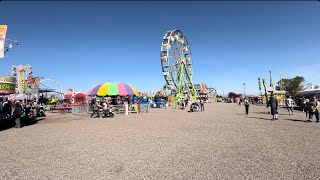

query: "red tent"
xmin=73 ymin=92 xmax=86 ymax=105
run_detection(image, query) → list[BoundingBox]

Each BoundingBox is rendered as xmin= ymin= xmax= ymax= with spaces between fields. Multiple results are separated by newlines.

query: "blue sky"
xmin=0 ymin=1 xmax=319 ymax=96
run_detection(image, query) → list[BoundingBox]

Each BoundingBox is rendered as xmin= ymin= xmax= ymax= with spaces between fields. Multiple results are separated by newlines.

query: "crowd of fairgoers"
xmin=224 ymin=95 xmax=320 ymax=122
xmin=0 ymin=99 xmax=46 ymax=129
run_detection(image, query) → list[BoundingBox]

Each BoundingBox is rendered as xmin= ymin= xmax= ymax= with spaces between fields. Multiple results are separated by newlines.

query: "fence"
xmin=151 ymin=102 xmax=167 ymax=109
xmin=71 ymin=103 xmax=149 ymax=115
xmin=71 ymin=104 xmax=90 ymax=115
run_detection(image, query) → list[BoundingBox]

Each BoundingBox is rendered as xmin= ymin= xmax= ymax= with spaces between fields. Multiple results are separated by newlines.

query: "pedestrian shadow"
xmin=252 ymin=112 xmax=288 ymax=116
xmin=0 ymin=117 xmax=46 ymax=131
xmin=23 ymin=117 xmax=46 ymax=127
xmin=247 ymin=117 xmax=272 ymax=121
xmin=252 ymin=112 xmax=270 ymax=115
xmin=282 ymin=118 xmax=307 ymax=123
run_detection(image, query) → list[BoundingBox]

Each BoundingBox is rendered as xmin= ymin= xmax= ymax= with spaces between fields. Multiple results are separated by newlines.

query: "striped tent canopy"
xmin=87 ymin=82 xmax=139 ymax=97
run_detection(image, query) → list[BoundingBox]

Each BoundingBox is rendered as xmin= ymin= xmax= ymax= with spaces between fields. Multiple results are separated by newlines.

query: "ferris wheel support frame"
xmin=175 ymin=62 xmax=197 ymax=102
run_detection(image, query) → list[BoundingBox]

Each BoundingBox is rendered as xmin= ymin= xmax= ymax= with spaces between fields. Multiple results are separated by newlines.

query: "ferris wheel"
xmin=160 ymin=29 xmax=197 ymax=102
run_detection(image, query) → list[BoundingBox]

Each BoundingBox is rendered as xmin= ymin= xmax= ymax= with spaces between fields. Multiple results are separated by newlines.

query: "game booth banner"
xmin=0 ymin=76 xmax=16 ymax=95
xmin=0 ymin=25 xmax=8 ymax=59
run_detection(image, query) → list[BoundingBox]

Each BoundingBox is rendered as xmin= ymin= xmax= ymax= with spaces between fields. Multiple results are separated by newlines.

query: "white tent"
xmin=297 ymin=88 xmax=320 ymax=95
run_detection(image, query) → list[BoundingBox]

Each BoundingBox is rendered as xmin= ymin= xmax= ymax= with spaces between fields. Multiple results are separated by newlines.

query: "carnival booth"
xmin=64 ymin=88 xmax=73 ymax=104
xmin=64 ymin=88 xmax=87 ymax=105
xmin=0 ymin=76 xmax=16 ymax=95
xmin=74 ymin=92 xmax=86 ymax=105
xmin=87 ymin=82 xmax=140 ymax=115
xmin=262 ymin=90 xmax=286 ymax=106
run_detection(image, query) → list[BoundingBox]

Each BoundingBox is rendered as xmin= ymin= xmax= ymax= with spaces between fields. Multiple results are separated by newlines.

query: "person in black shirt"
xmin=267 ymin=95 xmax=278 ymax=120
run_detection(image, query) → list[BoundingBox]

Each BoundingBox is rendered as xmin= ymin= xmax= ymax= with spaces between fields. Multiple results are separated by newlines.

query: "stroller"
xmin=36 ymin=105 xmax=46 ymax=117
xmin=103 ymin=107 xmax=114 ymax=118
xmin=189 ymin=103 xmax=197 ymax=112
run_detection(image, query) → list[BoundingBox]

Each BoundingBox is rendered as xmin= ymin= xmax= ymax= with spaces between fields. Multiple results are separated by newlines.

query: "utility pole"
xmin=243 ymin=82 xmax=246 ymax=97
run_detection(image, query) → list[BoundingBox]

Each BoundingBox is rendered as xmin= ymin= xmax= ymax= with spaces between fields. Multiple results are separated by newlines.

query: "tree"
xmin=278 ymin=76 xmax=305 ymax=96
xmin=216 ymin=95 xmax=223 ymax=98
xmin=228 ymin=92 xmax=236 ymax=99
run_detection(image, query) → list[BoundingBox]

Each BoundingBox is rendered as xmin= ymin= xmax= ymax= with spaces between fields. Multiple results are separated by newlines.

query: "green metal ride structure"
xmin=160 ymin=29 xmax=197 ymax=103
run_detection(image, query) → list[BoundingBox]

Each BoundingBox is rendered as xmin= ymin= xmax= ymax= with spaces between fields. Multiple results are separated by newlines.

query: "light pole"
xmin=243 ymin=83 xmax=246 ymax=97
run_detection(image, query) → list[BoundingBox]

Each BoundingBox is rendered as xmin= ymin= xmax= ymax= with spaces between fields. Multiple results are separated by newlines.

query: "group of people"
xmin=188 ymin=98 xmax=205 ymax=112
xmin=0 ymin=99 xmax=46 ymax=128
xmin=243 ymin=95 xmax=320 ymax=122
xmin=89 ymin=99 xmax=114 ymax=118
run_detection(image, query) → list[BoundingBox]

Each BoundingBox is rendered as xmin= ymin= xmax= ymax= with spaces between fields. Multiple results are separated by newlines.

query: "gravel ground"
xmin=0 ymin=103 xmax=320 ymax=180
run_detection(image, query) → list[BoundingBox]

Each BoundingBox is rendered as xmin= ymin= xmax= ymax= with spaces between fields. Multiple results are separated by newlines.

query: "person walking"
xmin=90 ymin=99 xmax=100 ymax=118
xmin=302 ymin=97 xmax=306 ymax=112
xmin=200 ymin=98 xmax=204 ymax=111
xmin=267 ymin=95 xmax=278 ymax=120
xmin=307 ymin=96 xmax=320 ymax=122
xmin=244 ymin=97 xmax=249 ymax=115
xmin=196 ymin=98 xmax=200 ymax=112
xmin=12 ymin=101 xmax=23 ymax=128
xmin=305 ymin=97 xmax=310 ymax=119
xmin=286 ymin=96 xmax=294 ymax=115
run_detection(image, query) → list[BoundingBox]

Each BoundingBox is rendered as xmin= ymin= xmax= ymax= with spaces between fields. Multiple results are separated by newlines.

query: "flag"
xmin=280 ymin=71 xmax=282 ymax=90
xmin=0 ymin=25 xmax=8 ymax=59
xmin=269 ymin=70 xmax=273 ymax=88
xmin=258 ymin=78 xmax=261 ymax=90
xmin=263 ymin=79 xmax=268 ymax=92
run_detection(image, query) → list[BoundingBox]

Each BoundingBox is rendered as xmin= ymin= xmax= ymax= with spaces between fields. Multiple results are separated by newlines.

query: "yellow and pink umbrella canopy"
xmin=87 ymin=82 xmax=139 ymax=97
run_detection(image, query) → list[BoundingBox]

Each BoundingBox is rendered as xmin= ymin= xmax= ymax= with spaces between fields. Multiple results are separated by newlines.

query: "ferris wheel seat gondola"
xmin=162 ymin=72 xmax=170 ymax=76
xmin=162 ymin=44 xmax=170 ymax=49
xmin=167 ymin=85 xmax=174 ymax=90
xmin=161 ymin=56 xmax=168 ymax=61
xmin=183 ymin=47 xmax=188 ymax=52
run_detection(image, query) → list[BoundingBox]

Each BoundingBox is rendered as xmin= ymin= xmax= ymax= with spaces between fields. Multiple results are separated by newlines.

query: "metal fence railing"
xmin=71 ymin=103 xmax=149 ymax=116
xmin=72 ymin=105 xmax=90 ymax=115
xmin=151 ymin=102 xmax=167 ymax=108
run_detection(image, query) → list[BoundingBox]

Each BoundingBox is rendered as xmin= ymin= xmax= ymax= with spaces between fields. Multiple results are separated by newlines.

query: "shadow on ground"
xmin=247 ymin=117 xmax=272 ymax=121
xmin=0 ymin=117 xmax=46 ymax=131
xmin=282 ymin=118 xmax=312 ymax=123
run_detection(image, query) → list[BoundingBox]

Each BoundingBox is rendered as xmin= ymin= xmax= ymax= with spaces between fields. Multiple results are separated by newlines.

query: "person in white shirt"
xmin=286 ymin=96 xmax=294 ymax=115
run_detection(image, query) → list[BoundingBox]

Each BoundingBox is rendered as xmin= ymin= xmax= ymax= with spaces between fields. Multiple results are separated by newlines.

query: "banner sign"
xmin=0 ymin=75 xmax=16 ymax=94
xmin=0 ymin=25 xmax=8 ymax=59
xmin=17 ymin=70 xmax=25 ymax=94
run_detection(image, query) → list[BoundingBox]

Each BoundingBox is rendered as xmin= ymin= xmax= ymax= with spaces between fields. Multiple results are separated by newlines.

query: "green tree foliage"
xmin=278 ymin=76 xmax=305 ymax=96
xmin=216 ymin=95 xmax=223 ymax=98
xmin=228 ymin=92 xmax=236 ymax=99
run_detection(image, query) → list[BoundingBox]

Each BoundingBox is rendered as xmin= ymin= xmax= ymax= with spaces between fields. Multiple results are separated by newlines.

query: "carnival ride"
xmin=39 ymin=78 xmax=63 ymax=100
xmin=0 ymin=25 xmax=19 ymax=59
xmin=8 ymin=64 xmax=63 ymax=102
xmin=160 ymin=29 xmax=197 ymax=103
xmin=3 ymin=39 xmax=19 ymax=57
